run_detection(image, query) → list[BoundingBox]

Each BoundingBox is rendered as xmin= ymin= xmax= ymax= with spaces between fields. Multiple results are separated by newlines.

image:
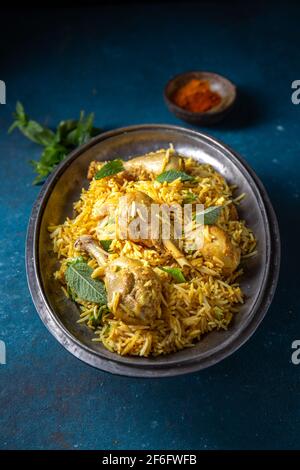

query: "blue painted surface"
xmin=0 ymin=4 xmax=299 ymax=450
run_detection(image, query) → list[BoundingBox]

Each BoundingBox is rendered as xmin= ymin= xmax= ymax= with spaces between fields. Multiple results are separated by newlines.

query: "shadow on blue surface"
xmin=213 ymin=87 xmax=269 ymax=130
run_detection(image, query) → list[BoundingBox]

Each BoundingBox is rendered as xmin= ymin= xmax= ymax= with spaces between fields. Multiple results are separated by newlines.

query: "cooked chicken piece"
xmin=118 ymin=191 xmax=160 ymax=248
xmin=87 ymin=150 xmax=184 ymax=180
xmin=87 ymin=161 xmax=98 ymax=180
xmin=105 ymin=257 xmax=162 ymax=325
xmin=123 ymin=150 xmax=184 ymax=176
xmin=201 ymin=226 xmax=241 ymax=275
xmin=74 ymin=236 xmax=162 ymax=325
xmin=94 ymin=190 xmax=190 ymax=267
xmin=74 ymin=235 xmax=108 ymax=266
xmin=96 ymin=191 xmax=159 ymax=248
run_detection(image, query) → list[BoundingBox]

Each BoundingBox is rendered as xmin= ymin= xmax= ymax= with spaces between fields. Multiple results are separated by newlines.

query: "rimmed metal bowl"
xmin=26 ymin=124 xmax=280 ymax=377
xmin=164 ymin=71 xmax=237 ymax=125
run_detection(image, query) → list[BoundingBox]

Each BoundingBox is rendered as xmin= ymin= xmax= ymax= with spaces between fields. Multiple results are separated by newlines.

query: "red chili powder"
xmin=172 ymin=78 xmax=222 ymax=113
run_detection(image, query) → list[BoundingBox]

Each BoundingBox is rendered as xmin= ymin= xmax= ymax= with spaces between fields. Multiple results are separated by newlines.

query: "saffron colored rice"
xmin=48 ymin=148 xmax=256 ymax=357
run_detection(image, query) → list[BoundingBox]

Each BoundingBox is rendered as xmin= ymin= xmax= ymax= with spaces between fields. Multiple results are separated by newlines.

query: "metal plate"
xmin=26 ymin=125 xmax=280 ymax=377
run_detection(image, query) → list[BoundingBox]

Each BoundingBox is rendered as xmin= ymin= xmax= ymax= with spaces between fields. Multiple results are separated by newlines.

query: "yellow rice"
xmin=48 ymin=149 xmax=256 ymax=357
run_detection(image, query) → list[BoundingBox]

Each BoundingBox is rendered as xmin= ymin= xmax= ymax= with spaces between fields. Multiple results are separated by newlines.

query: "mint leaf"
xmin=100 ymin=240 xmax=113 ymax=252
xmin=160 ymin=267 xmax=186 ymax=283
xmin=183 ymin=191 xmax=197 ymax=203
xmin=9 ymin=102 xmax=56 ymax=146
xmin=30 ymin=143 xmax=67 ymax=184
xmin=194 ymin=206 xmax=222 ymax=225
xmin=57 ymin=111 xmax=99 ymax=147
xmin=65 ymin=261 xmax=107 ymax=304
xmin=156 ymin=169 xmax=194 ymax=183
xmin=95 ymin=159 xmax=125 ymax=180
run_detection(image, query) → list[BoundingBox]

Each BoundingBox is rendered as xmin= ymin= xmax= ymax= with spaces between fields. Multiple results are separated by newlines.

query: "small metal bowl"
xmin=26 ymin=125 xmax=280 ymax=377
xmin=164 ymin=71 xmax=237 ymax=125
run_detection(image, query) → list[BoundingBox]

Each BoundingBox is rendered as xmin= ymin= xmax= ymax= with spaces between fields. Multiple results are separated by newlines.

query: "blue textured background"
xmin=0 ymin=3 xmax=299 ymax=450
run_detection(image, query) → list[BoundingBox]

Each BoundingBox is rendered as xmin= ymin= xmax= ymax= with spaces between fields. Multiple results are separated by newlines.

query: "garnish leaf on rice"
xmin=194 ymin=205 xmax=222 ymax=225
xmin=160 ymin=267 xmax=186 ymax=283
xmin=65 ymin=260 xmax=107 ymax=304
xmin=183 ymin=191 xmax=197 ymax=203
xmin=100 ymin=240 xmax=113 ymax=252
xmin=95 ymin=159 xmax=124 ymax=180
xmin=156 ymin=169 xmax=195 ymax=183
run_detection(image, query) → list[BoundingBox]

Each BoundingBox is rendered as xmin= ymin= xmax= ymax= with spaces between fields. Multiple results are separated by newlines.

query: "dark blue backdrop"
xmin=0 ymin=3 xmax=298 ymax=449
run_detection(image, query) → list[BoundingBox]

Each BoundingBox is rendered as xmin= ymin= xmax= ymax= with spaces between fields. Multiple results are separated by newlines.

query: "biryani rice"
xmin=48 ymin=149 xmax=256 ymax=357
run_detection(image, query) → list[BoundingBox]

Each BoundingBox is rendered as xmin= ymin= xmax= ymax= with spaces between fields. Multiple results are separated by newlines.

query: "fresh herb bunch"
xmin=9 ymin=102 xmax=101 ymax=184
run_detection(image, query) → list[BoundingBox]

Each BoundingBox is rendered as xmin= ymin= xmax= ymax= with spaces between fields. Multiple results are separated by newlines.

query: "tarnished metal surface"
xmin=26 ymin=125 xmax=280 ymax=377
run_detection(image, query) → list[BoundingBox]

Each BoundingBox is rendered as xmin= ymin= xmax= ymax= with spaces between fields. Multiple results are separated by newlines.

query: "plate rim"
xmin=26 ymin=124 xmax=281 ymax=377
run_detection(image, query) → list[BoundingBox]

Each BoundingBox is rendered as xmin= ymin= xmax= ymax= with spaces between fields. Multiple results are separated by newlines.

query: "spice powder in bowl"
xmin=172 ymin=78 xmax=222 ymax=113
